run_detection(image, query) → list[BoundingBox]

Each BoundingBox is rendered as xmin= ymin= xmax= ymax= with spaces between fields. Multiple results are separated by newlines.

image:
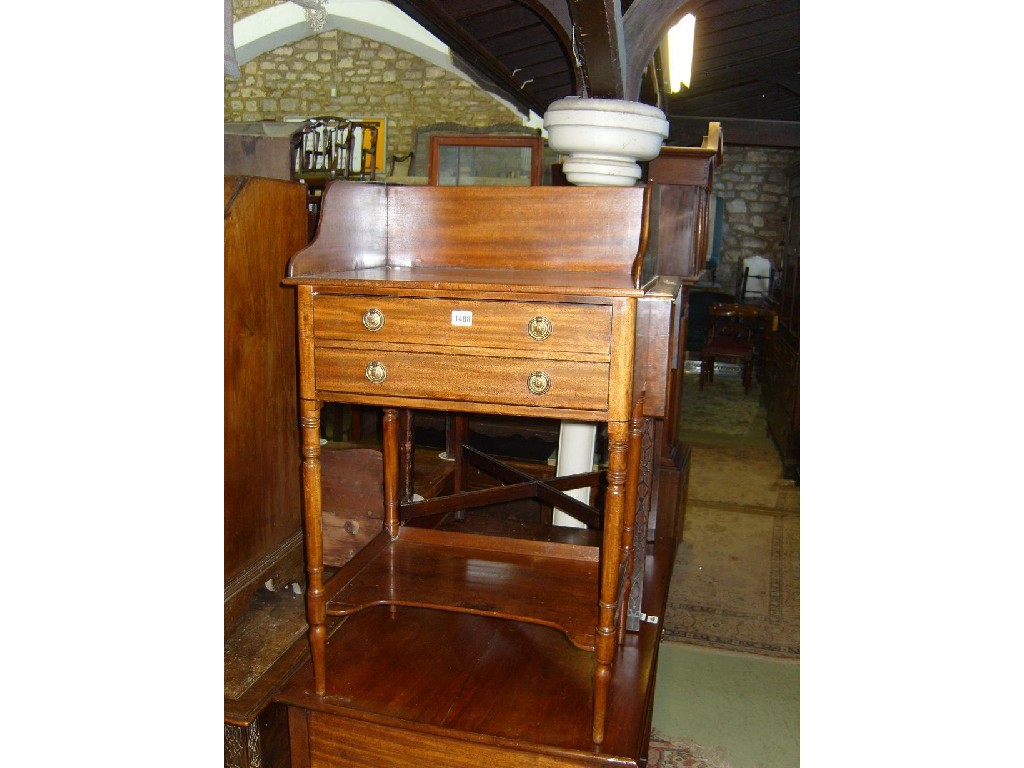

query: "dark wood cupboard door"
xmin=224 ymin=176 xmax=308 ymax=617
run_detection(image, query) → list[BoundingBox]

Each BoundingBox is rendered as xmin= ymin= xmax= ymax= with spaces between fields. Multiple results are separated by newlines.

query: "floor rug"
xmin=648 ymin=733 xmax=734 ymax=768
xmin=662 ymin=502 xmax=799 ymax=657
xmin=676 ymin=372 xmax=773 ymax=450
xmin=687 ymin=444 xmax=800 ymax=511
xmin=663 ymin=437 xmax=799 ymax=658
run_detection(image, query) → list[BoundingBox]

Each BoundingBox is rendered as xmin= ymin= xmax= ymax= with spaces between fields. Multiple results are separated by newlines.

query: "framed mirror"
xmin=428 ymin=134 xmax=544 ymax=186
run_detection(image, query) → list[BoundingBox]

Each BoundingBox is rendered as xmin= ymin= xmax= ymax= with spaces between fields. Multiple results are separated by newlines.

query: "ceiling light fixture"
xmin=667 ymin=13 xmax=696 ymax=93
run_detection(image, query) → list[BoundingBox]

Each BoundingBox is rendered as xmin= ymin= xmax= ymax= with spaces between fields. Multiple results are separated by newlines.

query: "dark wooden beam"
xmin=624 ymin=0 xmax=716 ymax=100
xmin=389 ymin=0 xmax=543 ymax=114
xmin=568 ymin=0 xmax=628 ymax=98
xmin=666 ymin=115 xmax=799 ymax=148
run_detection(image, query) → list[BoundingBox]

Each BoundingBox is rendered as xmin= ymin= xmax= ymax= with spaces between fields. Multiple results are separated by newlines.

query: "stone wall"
xmin=224 ymin=28 xmax=525 ymax=173
xmin=232 ymin=0 xmax=279 ymax=17
xmin=711 ymin=146 xmax=798 ymax=291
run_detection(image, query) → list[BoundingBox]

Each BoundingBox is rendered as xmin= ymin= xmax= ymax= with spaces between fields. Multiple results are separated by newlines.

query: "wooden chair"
xmin=698 ymin=302 xmax=766 ymax=394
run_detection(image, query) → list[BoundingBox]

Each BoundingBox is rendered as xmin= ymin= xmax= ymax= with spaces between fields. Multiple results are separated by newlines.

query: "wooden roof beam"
xmin=623 ymin=0 xmax=702 ymax=100
xmin=567 ymin=0 xmax=628 ymax=98
xmin=389 ymin=0 xmax=544 ymax=114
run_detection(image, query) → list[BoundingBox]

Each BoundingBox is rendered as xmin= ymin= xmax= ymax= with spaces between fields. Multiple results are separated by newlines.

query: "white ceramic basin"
xmin=543 ymin=97 xmax=669 ymax=186
xmin=561 ymin=156 xmax=642 ymax=187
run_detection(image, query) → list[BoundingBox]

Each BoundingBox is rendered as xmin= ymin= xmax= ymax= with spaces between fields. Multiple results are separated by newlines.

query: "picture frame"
xmin=428 ymin=134 xmax=544 ymax=186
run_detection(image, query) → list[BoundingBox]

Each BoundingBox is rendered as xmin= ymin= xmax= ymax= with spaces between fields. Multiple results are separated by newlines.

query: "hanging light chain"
xmin=304 ymin=0 xmax=328 ymax=33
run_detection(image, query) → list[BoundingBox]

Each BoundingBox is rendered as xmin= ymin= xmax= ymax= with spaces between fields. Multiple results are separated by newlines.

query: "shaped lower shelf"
xmin=323 ymin=525 xmax=601 ymax=650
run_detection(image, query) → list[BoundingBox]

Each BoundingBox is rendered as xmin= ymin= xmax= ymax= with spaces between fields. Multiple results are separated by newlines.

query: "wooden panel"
xmin=633 ymin=283 xmax=681 ymax=419
xmin=763 ymin=330 xmax=799 ymax=480
xmin=286 ymin=181 xmax=388 ymax=277
xmin=383 ymin=186 xmax=646 ymax=274
xmin=224 ymin=134 xmax=293 ymax=181
xmin=649 ymin=184 xmax=701 ymax=278
xmin=224 ymin=176 xmax=307 ymax=584
xmin=313 ymin=295 xmax=612 ymax=354
xmin=308 ymin=714 xmax=606 ymax=768
xmin=224 ymin=532 xmax=305 ymax=641
xmin=648 ymin=151 xmax=714 ymax=188
xmin=288 ymin=707 xmax=311 ymax=768
xmin=288 ymin=184 xmax=649 ymax=279
xmin=320 ymin=447 xmax=385 ymax=568
xmin=314 ymin=347 xmax=610 ymax=411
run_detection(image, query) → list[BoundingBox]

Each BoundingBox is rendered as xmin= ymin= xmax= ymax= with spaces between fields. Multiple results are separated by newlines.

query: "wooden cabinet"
xmin=762 ymin=163 xmax=799 ymax=480
xmin=224 ymin=176 xmax=309 ymax=768
xmin=224 ymin=176 xmax=307 ymax=625
xmin=636 ymin=126 xmax=723 ymax=542
xmin=645 ymin=125 xmax=723 ymax=284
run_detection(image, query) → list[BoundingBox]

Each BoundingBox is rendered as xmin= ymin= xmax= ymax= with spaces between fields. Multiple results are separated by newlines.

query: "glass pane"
xmin=436 ymin=145 xmax=533 ymax=185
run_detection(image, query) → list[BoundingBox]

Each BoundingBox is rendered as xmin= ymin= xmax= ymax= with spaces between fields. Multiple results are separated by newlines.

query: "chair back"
xmin=707 ymin=302 xmax=764 ymax=344
xmin=700 ymin=302 xmax=777 ymax=393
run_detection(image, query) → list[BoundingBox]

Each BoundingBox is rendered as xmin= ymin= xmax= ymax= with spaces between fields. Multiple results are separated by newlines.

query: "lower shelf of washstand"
xmin=323 ymin=525 xmax=602 ymax=650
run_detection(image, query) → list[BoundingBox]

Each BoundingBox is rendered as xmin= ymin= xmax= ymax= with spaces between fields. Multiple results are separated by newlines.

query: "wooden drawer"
xmin=313 ymin=295 xmax=612 ymax=355
xmin=314 ymin=346 xmax=610 ymax=411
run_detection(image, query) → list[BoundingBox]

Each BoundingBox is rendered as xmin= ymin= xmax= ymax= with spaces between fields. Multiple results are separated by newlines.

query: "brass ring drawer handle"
xmin=527 ymin=316 xmax=552 ymax=341
xmin=365 ymin=361 xmax=387 ymax=384
xmin=362 ymin=308 xmax=385 ymax=332
xmin=527 ymin=371 xmax=551 ymax=395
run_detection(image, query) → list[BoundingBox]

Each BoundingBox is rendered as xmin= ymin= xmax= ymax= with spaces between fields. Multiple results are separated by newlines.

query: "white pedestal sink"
xmin=543 ymin=96 xmax=669 ymax=187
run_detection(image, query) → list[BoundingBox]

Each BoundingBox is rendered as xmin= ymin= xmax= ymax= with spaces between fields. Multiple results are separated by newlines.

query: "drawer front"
xmin=313 ymin=296 xmax=612 ymax=355
xmin=315 ymin=346 xmax=610 ymax=411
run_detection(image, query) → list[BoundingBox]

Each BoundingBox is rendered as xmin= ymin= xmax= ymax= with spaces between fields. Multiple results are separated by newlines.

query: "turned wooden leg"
xmin=700 ymin=356 xmax=714 ymax=390
xmin=300 ymin=398 xmax=327 ymax=695
xmin=350 ymin=405 xmax=362 ymax=441
xmin=593 ymin=419 xmax=629 ymax=744
xmin=399 ymin=409 xmax=415 ymax=504
xmin=382 ymin=408 xmax=400 ymax=540
xmin=382 ymin=409 xmax=401 ymax=618
xmin=451 ymin=413 xmax=469 ymax=522
xmin=617 ymin=396 xmax=645 ymax=643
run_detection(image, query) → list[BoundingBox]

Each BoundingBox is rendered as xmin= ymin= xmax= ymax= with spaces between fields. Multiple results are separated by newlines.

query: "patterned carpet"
xmin=676 ymin=369 xmax=775 ymax=449
xmin=662 ymin=371 xmax=800 ymax=658
xmin=648 ymin=733 xmax=734 ymax=768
